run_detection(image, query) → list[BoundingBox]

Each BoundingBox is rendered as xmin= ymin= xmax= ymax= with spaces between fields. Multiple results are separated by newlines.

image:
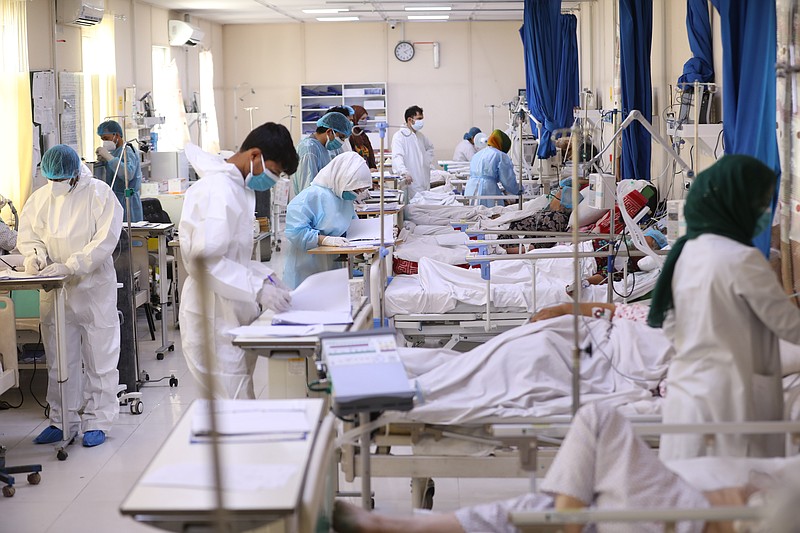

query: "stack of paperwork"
xmin=272 ymin=269 xmax=352 ymax=325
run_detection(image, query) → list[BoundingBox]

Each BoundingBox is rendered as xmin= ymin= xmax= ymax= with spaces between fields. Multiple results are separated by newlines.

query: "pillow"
xmin=567 ymin=189 xmax=607 ymax=228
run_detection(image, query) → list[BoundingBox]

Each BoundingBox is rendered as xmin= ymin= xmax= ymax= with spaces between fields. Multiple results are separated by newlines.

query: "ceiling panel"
xmin=138 ymin=0 xmax=533 ymax=24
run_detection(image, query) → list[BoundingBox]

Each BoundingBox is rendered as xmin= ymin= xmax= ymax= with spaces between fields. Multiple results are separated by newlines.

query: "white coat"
xmin=179 ymin=143 xmax=276 ymax=399
xmin=391 ymin=127 xmax=434 ymax=200
xmin=660 ymin=234 xmax=800 ymax=460
xmin=17 ymin=164 xmax=123 ymax=433
xmin=453 ymin=139 xmax=477 ymax=162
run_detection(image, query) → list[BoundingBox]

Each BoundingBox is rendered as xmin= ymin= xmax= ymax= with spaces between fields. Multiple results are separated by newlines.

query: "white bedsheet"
xmin=385 ymin=243 xmax=597 ymax=316
xmin=393 ymin=232 xmax=471 ymax=265
xmin=395 ymin=315 xmax=670 ymax=424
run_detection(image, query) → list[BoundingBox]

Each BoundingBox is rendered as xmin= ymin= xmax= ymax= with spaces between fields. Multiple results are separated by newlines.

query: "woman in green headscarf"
xmin=464 ymin=129 xmax=519 ymax=208
xmin=649 ymin=155 xmax=800 ymax=461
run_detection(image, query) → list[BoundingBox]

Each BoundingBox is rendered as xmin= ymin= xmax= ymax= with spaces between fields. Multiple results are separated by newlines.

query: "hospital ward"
xmin=4 ymin=1 xmax=800 ymax=532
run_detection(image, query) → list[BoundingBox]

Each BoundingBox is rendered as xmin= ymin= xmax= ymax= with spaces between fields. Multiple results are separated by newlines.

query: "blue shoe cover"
xmin=34 ymin=425 xmax=63 ymax=444
xmin=82 ymin=430 xmax=106 ymax=447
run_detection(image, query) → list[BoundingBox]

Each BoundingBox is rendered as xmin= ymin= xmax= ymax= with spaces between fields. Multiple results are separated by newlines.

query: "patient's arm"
xmin=530 ymin=302 xmax=616 ymax=323
xmin=333 ymin=501 xmax=463 ymax=533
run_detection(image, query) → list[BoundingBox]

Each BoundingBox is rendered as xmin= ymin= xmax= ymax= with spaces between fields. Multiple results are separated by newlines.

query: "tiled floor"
xmin=0 ymin=250 xmax=527 ymax=531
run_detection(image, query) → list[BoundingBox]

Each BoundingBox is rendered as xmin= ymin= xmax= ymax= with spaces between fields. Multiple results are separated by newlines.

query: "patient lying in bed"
xmin=334 ymin=402 xmax=799 ymax=533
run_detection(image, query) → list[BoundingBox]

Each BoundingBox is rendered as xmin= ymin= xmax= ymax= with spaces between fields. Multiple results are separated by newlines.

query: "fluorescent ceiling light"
xmin=407 ymin=15 xmax=449 ymax=20
xmin=316 ymin=16 xmax=360 ymax=21
xmin=303 ymin=8 xmax=349 ymax=14
xmin=404 ymin=6 xmax=451 ymax=11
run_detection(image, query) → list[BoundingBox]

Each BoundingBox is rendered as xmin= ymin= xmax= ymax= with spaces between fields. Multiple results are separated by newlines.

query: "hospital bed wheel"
xmin=168 ymin=345 xmax=175 ymax=352
xmin=3 ymin=485 xmax=14 ymax=497
xmin=156 ymin=352 xmax=164 ymax=360
xmin=27 ymin=472 xmax=41 ymax=485
xmin=371 ymin=497 xmax=375 ymax=509
xmin=130 ymin=400 xmax=144 ymax=415
xmin=56 ymin=450 xmax=68 ymax=461
xmin=169 ymin=377 xmax=179 ymax=387
xmin=422 ymin=479 xmax=435 ymax=510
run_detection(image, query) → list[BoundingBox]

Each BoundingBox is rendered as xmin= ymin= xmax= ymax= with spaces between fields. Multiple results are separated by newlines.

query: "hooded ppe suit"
xmin=283 ymin=152 xmax=371 ymax=289
xmin=391 ymin=127 xmax=434 ymax=200
xmin=17 ymin=163 xmax=123 ymax=435
xmin=179 ymin=143 xmax=280 ymax=399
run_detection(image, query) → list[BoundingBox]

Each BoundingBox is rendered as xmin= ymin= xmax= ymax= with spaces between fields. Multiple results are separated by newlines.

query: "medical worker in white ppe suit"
xmin=18 ymin=144 xmax=122 ymax=448
xmin=179 ymin=123 xmax=298 ymax=399
xmin=391 ymin=105 xmax=435 ymax=200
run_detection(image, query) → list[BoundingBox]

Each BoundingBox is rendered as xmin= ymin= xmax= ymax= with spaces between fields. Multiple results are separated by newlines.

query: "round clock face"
xmin=394 ymin=41 xmax=415 ymax=62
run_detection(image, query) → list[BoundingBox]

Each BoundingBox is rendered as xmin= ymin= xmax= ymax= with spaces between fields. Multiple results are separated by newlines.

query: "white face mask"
xmin=50 ymin=180 xmax=73 ymax=197
xmin=102 ymin=140 xmax=117 ymax=151
xmin=412 ymin=118 xmax=424 ymax=131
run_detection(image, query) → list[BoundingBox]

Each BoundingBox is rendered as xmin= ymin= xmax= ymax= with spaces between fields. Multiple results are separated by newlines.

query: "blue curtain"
xmin=554 ymin=14 xmax=580 ymax=134
xmin=678 ymin=0 xmax=714 ymax=86
xmin=619 ymin=0 xmax=653 ymax=181
xmin=710 ymin=0 xmax=779 ymax=255
xmin=520 ymin=0 xmax=562 ymax=159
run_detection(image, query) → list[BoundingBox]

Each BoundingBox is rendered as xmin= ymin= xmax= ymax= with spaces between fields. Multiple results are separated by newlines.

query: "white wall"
xmin=222 ymin=21 xmax=527 ymax=161
xmin=26 ymin=0 xmax=223 ymax=147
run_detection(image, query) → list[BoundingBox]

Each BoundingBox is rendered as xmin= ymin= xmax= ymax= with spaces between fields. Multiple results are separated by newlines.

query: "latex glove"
xmin=0 ymin=194 xmax=7 ymax=209
xmin=258 ymin=283 xmax=291 ymax=312
xmin=23 ymin=253 xmax=47 ymax=274
xmin=320 ymin=235 xmax=349 ymax=247
xmin=401 ymin=172 xmax=413 ymax=185
xmin=95 ymin=146 xmax=113 ymax=162
xmin=266 ymin=274 xmax=289 ymax=291
xmin=40 ymin=263 xmax=73 ymax=278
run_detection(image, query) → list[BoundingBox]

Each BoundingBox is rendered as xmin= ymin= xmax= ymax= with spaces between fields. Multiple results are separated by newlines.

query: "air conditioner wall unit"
xmin=57 ymin=0 xmax=104 ymax=27
xmin=169 ymin=20 xmax=204 ymax=46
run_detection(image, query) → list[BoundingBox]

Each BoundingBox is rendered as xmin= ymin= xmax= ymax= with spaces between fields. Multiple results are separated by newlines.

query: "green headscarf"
xmin=647 ymin=155 xmax=776 ymax=328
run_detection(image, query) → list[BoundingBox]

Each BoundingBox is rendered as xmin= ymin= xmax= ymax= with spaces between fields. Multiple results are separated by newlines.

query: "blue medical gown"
xmin=98 ymin=145 xmax=143 ymax=222
xmin=292 ymin=136 xmax=331 ymax=196
xmin=283 ymin=184 xmax=355 ymax=289
xmin=464 ymin=146 xmax=519 ymax=207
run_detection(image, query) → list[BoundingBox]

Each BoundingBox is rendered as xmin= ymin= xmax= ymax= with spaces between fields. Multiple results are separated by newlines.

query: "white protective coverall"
xmin=179 ymin=143 xmax=277 ymax=399
xmin=452 ymin=138 xmax=477 ymax=162
xmin=391 ymin=127 xmax=434 ymax=200
xmin=17 ymin=163 xmax=123 ymax=434
xmin=660 ymin=234 xmax=800 ymax=460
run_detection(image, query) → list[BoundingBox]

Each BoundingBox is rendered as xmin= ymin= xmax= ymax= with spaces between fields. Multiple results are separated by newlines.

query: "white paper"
xmin=346 ymin=215 xmax=394 ymax=243
xmin=272 ymin=269 xmax=352 ymax=325
xmin=228 ymin=324 xmax=324 ymax=337
xmin=130 ymin=221 xmax=172 ymax=230
xmin=0 ymin=269 xmax=62 ymax=280
xmin=192 ymin=402 xmax=310 ymax=437
xmin=141 ymin=463 xmax=297 ymax=491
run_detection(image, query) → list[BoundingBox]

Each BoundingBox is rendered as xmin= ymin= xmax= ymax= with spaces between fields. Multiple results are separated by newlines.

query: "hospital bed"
xmin=333 ymin=314 xmax=800 ymax=510
xmin=120 ymin=399 xmax=337 ymax=533
xmin=387 ymin=244 xmax=661 ymax=349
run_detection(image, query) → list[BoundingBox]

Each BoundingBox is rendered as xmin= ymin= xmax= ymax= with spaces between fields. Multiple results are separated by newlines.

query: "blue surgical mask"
xmin=342 ymin=191 xmax=358 ymax=201
xmin=326 ymin=135 xmax=343 ymax=151
xmin=753 ymin=208 xmax=772 ymax=237
xmin=245 ymin=155 xmax=278 ymax=192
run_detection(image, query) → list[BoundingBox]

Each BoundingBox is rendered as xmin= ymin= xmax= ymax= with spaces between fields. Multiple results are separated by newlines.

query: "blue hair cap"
xmin=97 ymin=120 xmax=123 ymax=136
xmin=464 ymin=127 xmax=481 ymax=140
xmin=317 ymin=112 xmax=353 ymax=136
xmin=41 ymin=144 xmax=81 ymax=181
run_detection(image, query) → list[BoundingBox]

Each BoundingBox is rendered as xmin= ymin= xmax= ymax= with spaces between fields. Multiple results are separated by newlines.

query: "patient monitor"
xmin=320 ymin=330 xmax=415 ymax=416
